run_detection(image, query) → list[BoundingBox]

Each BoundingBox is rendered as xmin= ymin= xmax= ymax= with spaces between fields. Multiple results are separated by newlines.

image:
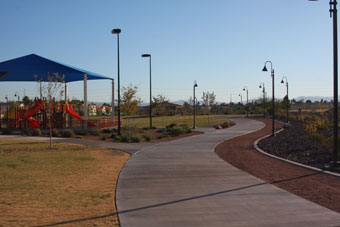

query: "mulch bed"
xmin=215 ymin=118 xmax=340 ymax=213
xmin=258 ymin=119 xmax=335 ymax=171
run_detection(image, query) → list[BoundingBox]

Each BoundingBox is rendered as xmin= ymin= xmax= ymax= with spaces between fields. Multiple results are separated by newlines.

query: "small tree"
xmin=201 ymin=91 xmax=216 ymax=125
xmin=120 ymin=84 xmax=140 ymax=139
xmin=36 ymin=73 xmax=65 ymax=149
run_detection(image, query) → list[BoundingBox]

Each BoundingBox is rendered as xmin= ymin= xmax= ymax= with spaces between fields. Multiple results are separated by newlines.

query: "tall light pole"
xmin=262 ymin=61 xmax=275 ymax=136
xmin=239 ymin=94 xmax=242 ymax=104
xmin=193 ymin=81 xmax=198 ymax=129
xmin=112 ymin=28 xmax=121 ymax=135
xmin=243 ymin=86 xmax=249 ymax=117
xmin=281 ymin=77 xmax=289 ymax=123
xmin=259 ymin=83 xmax=266 ymax=118
xmin=14 ymin=92 xmax=20 ymax=103
xmin=309 ymin=0 xmax=338 ymax=166
xmin=142 ymin=54 xmax=152 ymax=129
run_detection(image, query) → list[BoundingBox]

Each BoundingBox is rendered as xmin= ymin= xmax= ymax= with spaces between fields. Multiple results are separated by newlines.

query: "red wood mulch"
xmin=215 ymin=118 xmax=340 ymax=213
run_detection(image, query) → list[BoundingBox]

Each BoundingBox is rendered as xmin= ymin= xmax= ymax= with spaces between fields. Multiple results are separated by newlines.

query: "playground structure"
xmin=0 ymin=99 xmax=120 ymax=131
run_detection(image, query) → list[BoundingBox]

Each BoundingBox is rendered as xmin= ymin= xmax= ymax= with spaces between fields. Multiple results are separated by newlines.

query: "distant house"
xmin=165 ymin=103 xmax=184 ymax=116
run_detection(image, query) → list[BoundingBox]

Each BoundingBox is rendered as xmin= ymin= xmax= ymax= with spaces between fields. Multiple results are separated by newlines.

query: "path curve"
xmin=116 ymin=118 xmax=340 ymax=226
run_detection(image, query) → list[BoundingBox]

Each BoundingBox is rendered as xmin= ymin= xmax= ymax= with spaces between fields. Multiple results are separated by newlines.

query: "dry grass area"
xmin=0 ymin=139 xmax=130 ymax=227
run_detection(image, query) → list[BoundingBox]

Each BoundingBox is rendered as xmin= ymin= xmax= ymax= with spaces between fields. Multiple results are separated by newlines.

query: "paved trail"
xmin=116 ymin=118 xmax=340 ymax=227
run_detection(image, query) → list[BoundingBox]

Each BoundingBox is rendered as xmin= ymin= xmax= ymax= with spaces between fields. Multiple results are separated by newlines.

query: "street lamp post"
xmin=14 ymin=92 xmax=20 ymax=103
xmin=239 ymin=94 xmax=242 ymax=104
xmin=259 ymin=83 xmax=266 ymax=118
xmin=281 ymin=77 xmax=289 ymax=123
xmin=142 ymin=54 xmax=152 ymax=129
xmin=112 ymin=28 xmax=121 ymax=135
xmin=309 ymin=0 xmax=338 ymax=166
xmin=262 ymin=61 xmax=275 ymax=136
xmin=243 ymin=86 xmax=249 ymax=117
xmin=193 ymin=81 xmax=198 ymax=129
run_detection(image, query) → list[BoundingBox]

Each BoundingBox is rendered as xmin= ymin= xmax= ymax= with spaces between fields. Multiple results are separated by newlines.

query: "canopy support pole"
xmin=40 ymin=81 xmax=42 ymax=99
xmin=65 ymin=82 xmax=68 ymax=104
xmin=84 ymin=73 xmax=88 ymax=128
xmin=111 ymin=79 xmax=115 ymax=127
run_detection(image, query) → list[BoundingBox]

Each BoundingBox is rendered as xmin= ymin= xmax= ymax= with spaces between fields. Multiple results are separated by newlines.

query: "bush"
xmin=169 ymin=126 xmax=185 ymax=137
xmin=143 ymin=127 xmax=149 ymax=130
xmin=143 ymin=134 xmax=152 ymax=142
xmin=2 ymin=128 xmax=13 ymax=135
xmin=101 ymin=129 xmax=111 ymax=133
xmin=157 ymin=135 xmax=164 ymax=140
xmin=157 ymin=128 xmax=166 ymax=133
xmin=308 ymin=133 xmax=326 ymax=143
xmin=90 ymin=129 xmax=101 ymax=136
xmin=151 ymin=126 xmax=157 ymax=129
xmin=75 ymin=130 xmax=87 ymax=136
xmin=138 ymin=129 xmax=144 ymax=133
xmin=76 ymin=135 xmax=83 ymax=139
xmin=120 ymin=135 xmax=128 ymax=142
xmin=21 ymin=128 xmax=31 ymax=136
xmin=131 ymin=135 xmax=141 ymax=143
xmin=114 ymin=135 xmax=121 ymax=141
xmin=179 ymin=124 xmax=191 ymax=133
xmin=166 ymin=123 xmax=177 ymax=129
xmin=62 ymin=129 xmax=74 ymax=138
xmin=51 ymin=128 xmax=59 ymax=137
xmin=100 ymin=136 xmax=107 ymax=140
xmin=32 ymin=128 xmax=42 ymax=136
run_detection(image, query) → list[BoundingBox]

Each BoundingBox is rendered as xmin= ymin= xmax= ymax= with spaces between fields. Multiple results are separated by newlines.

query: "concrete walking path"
xmin=116 ymin=118 xmax=340 ymax=227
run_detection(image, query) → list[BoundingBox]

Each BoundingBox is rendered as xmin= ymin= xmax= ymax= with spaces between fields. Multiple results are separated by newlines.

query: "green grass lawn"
xmin=90 ymin=114 xmax=229 ymax=128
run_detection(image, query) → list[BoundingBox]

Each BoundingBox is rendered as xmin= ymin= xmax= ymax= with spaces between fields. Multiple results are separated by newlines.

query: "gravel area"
xmin=215 ymin=118 xmax=340 ymax=213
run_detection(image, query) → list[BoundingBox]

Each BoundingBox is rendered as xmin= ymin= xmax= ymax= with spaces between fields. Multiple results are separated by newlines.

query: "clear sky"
xmin=0 ymin=0 xmax=336 ymax=103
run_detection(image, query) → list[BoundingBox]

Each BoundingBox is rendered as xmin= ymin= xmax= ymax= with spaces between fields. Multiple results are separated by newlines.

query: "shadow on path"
xmin=34 ymin=172 xmax=321 ymax=227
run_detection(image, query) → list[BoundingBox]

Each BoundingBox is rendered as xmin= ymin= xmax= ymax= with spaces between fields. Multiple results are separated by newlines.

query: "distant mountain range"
xmin=89 ymin=96 xmax=336 ymax=106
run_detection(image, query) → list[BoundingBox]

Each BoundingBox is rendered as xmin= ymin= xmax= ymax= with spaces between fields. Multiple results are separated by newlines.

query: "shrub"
xmin=157 ymin=128 xmax=166 ymax=133
xmin=131 ymin=135 xmax=141 ymax=143
xmin=76 ymin=135 xmax=83 ymax=139
xmin=114 ymin=135 xmax=121 ymax=141
xmin=62 ymin=129 xmax=74 ymax=137
xmin=138 ymin=129 xmax=144 ymax=133
xmin=21 ymin=128 xmax=31 ymax=136
xmin=32 ymin=128 xmax=42 ymax=136
xmin=308 ymin=133 xmax=326 ymax=143
xmin=157 ymin=135 xmax=164 ymax=140
xmin=143 ymin=134 xmax=152 ymax=141
xmin=120 ymin=135 xmax=128 ymax=142
xmin=51 ymin=128 xmax=59 ymax=137
xmin=166 ymin=123 xmax=177 ymax=129
xmin=143 ymin=127 xmax=149 ymax=130
xmin=75 ymin=130 xmax=87 ymax=136
xmin=179 ymin=124 xmax=191 ymax=133
xmin=151 ymin=126 xmax=157 ymax=129
xmin=90 ymin=129 xmax=101 ymax=136
xmin=169 ymin=126 xmax=184 ymax=137
xmin=101 ymin=129 xmax=111 ymax=133
xmin=100 ymin=136 xmax=107 ymax=140
xmin=2 ymin=128 xmax=13 ymax=135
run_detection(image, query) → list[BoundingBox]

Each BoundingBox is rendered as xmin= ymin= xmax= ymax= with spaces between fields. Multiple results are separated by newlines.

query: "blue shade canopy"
xmin=0 ymin=54 xmax=111 ymax=83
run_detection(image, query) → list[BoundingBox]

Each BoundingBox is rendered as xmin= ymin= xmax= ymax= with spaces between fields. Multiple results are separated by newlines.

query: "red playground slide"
xmin=65 ymin=104 xmax=96 ymax=127
xmin=23 ymin=99 xmax=44 ymax=129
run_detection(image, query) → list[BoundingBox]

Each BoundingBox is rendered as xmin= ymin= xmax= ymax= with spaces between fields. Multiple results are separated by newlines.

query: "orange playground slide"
xmin=65 ymin=104 xmax=96 ymax=127
xmin=23 ymin=99 xmax=44 ymax=129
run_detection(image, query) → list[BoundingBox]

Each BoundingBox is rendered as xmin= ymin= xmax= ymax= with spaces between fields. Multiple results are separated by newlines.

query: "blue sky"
xmin=0 ymin=0 xmax=336 ymax=103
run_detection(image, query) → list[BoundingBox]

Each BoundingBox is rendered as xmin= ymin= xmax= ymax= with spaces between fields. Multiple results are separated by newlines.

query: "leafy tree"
xmin=120 ymin=84 xmax=140 ymax=139
xmin=153 ymin=94 xmax=169 ymax=116
xmin=22 ymin=96 xmax=33 ymax=107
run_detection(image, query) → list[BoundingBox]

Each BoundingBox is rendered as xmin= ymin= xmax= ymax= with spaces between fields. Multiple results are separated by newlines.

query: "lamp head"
xmin=111 ymin=28 xmax=121 ymax=34
xmin=262 ymin=66 xmax=268 ymax=72
xmin=141 ymin=54 xmax=151 ymax=58
xmin=243 ymin=88 xmax=245 ymax=91
xmin=281 ymin=79 xmax=284 ymax=84
xmin=259 ymin=85 xmax=262 ymax=88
